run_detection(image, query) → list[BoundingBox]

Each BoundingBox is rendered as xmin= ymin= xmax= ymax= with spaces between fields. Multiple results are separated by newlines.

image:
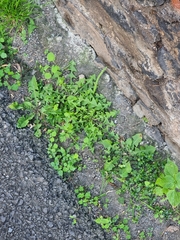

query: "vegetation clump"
xmin=9 ymin=51 xmax=117 ymax=176
xmin=0 ymin=0 xmax=38 ymax=33
xmin=8 ymin=50 xmax=180 ymax=239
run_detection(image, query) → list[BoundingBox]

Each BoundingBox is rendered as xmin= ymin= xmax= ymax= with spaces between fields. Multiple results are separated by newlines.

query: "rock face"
xmin=55 ymin=0 xmax=180 ymax=154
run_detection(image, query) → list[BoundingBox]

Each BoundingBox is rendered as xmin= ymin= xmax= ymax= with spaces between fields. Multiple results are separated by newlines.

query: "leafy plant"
xmin=95 ymin=215 xmax=112 ymax=229
xmin=0 ymin=0 xmax=39 ymax=33
xmin=138 ymin=231 xmax=146 ymax=240
xmin=95 ymin=216 xmax=131 ymax=240
xmin=9 ymin=51 xmax=117 ymax=177
xmin=0 ymin=0 xmax=39 ymax=90
xmin=101 ymin=133 xmax=165 ymax=206
xmin=75 ymin=185 xmax=103 ymax=207
xmin=69 ymin=215 xmax=77 ymax=225
xmin=155 ymin=159 xmax=180 ymax=207
xmin=142 ymin=116 xmax=148 ymax=123
xmin=0 ymin=35 xmax=21 ymax=90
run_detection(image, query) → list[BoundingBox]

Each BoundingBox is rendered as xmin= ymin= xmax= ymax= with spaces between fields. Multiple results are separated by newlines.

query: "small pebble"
xmin=47 ymin=221 xmax=53 ymax=228
xmin=8 ymin=228 xmax=13 ymax=233
xmin=1 ymin=216 xmax=6 ymax=223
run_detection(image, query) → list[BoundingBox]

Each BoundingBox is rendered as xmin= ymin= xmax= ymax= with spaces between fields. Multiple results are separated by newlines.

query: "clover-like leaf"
xmin=47 ymin=52 xmax=55 ymax=62
xmin=1 ymin=52 xmax=7 ymax=58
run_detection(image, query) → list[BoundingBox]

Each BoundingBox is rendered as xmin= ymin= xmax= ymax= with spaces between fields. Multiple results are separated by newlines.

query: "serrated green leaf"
xmin=17 ymin=114 xmax=34 ymax=128
xmin=95 ymin=216 xmax=111 ymax=229
xmin=154 ymin=186 xmax=164 ymax=196
xmin=141 ymin=145 xmax=156 ymax=155
xmin=104 ymin=161 xmax=114 ymax=171
xmin=155 ymin=176 xmax=164 ymax=187
xmin=101 ymin=139 xmax=112 ymax=149
xmin=9 ymin=102 xmax=22 ymax=110
xmin=167 ymin=190 xmax=180 ymax=207
xmin=175 ymin=172 xmax=180 ymax=189
xmin=51 ymin=65 xmax=60 ymax=74
xmin=125 ymin=138 xmax=132 ymax=149
xmin=10 ymin=83 xmax=20 ymax=91
xmin=68 ymin=72 xmax=76 ymax=80
xmin=164 ymin=160 xmax=178 ymax=177
xmin=132 ymin=133 xmax=142 ymax=148
xmin=68 ymin=60 xmax=76 ymax=73
xmin=72 ymin=153 xmax=79 ymax=159
xmin=165 ymin=175 xmax=176 ymax=189
xmin=34 ymin=129 xmax=42 ymax=138
xmin=23 ymin=101 xmax=33 ymax=109
xmin=28 ymin=76 xmax=39 ymax=104
xmin=119 ymin=162 xmax=132 ymax=178
xmin=28 ymin=19 xmax=36 ymax=35
xmin=145 ymin=181 xmax=150 ymax=187
xmin=157 ymin=175 xmax=175 ymax=189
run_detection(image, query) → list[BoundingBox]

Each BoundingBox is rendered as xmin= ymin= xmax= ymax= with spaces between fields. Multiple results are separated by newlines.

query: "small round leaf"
xmin=47 ymin=52 xmax=55 ymax=62
xmin=44 ymin=72 xmax=52 ymax=79
xmin=1 ymin=52 xmax=7 ymax=59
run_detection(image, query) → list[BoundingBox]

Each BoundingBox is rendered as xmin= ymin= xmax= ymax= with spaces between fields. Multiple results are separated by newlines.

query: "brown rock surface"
xmin=55 ymin=0 xmax=180 ymax=154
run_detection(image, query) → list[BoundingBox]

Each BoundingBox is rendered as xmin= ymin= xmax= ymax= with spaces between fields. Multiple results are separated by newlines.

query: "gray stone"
xmin=8 ymin=228 xmax=13 ymax=233
xmin=0 ymin=216 xmax=6 ymax=223
xmin=133 ymin=101 xmax=145 ymax=118
xmin=47 ymin=221 xmax=54 ymax=228
xmin=18 ymin=199 xmax=24 ymax=206
xmin=43 ymin=208 xmax=48 ymax=214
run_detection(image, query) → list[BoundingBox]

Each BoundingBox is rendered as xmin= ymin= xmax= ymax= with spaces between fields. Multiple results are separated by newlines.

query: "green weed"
xmin=75 ymin=186 xmax=103 ymax=207
xmin=0 ymin=0 xmax=40 ymax=90
xmin=101 ymin=132 xmax=165 ymax=206
xmin=155 ymin=159 xmax=180 ymax=207
xmin=9 ymin=51 xmax=117 ymax=177
xmin=95 ymin=216 xmax=131 ymax=240
xmin=138 ymin=231 xmax=146 ymax=240
xmin=142 ymin=116 xmax=148 ymax=123
xmin=0 ymin=36 xmax=21 ymax=90
xmin=0 ymin=0 xmax=39 ymax=33
xmin=69 ymin=215 xmax=77 ymax=225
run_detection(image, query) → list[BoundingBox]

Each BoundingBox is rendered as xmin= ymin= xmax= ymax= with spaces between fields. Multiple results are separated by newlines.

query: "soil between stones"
xmin=1 ymin=0 xmax=180 ymax=240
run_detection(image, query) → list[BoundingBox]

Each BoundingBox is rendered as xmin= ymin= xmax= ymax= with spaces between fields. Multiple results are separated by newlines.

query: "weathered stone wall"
xmin=55 ymin=0 xmax=180 ymax=154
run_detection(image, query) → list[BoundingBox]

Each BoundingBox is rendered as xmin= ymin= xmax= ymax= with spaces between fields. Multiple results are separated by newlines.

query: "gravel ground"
xmin=0 ymin=87 xmax=109 ymax=240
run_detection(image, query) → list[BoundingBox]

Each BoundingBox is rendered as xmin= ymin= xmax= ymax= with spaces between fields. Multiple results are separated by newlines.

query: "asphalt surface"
xmin=0 ymin=87 xmax=108 ymax=240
